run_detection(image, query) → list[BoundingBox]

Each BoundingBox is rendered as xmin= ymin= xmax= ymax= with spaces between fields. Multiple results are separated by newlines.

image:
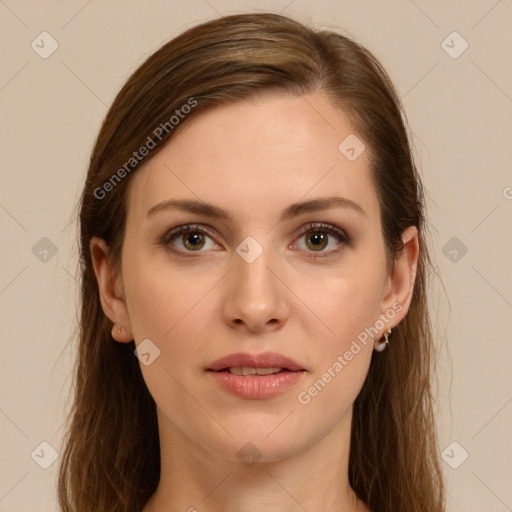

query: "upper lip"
xmin=208 ymin=351 xmax=305 ymax=372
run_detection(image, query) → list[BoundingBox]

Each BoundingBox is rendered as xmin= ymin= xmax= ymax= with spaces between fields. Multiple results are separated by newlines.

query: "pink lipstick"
xmin=207 ymin=351 xmax=306 ymax=399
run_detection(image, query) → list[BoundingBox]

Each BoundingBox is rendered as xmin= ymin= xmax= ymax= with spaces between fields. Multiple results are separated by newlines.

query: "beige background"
xmin=1 ymin=0 xmax=511 ymax=510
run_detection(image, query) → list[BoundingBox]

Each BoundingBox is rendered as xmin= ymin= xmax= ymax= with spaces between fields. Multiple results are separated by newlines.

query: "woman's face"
xmin=93 ymin=91 xmax=417 ymax=463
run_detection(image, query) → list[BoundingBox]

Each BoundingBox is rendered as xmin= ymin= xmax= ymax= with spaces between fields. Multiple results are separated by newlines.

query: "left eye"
xmin=292 ymin=223 xmax=350 ymax=257
xmin=160 ymin=222 xmax=350 ymax=257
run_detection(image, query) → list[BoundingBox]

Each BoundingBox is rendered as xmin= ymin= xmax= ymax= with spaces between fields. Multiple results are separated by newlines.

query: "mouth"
xmin=206 ymin=352 xmax=307 ymax=399
xmin=208 ymin=366 xmax=303 ymax=376
xmin=207 ymin=351 xmax=306 ymax=373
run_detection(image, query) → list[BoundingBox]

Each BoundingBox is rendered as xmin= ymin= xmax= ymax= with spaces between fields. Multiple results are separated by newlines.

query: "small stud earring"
xmin=374 ymin=327 xmax=392 ymax=352
xmin=118 ymin=325 xmax=125 ymax=335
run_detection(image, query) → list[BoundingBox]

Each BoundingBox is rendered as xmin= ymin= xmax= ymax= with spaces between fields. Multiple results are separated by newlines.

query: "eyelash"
xmin=159 ymin=222 xmax=351 ymax=259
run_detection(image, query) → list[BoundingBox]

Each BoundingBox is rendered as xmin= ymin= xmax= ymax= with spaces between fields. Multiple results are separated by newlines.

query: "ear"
xmin=90 ymin=236 xmax=133 ymax=343
xmin=378 ymin=225 xmax=419 ymax=332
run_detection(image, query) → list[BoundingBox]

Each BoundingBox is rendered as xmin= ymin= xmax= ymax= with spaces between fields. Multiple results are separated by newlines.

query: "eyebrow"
xmin=146 ymin=196 xmax=367 ymax=221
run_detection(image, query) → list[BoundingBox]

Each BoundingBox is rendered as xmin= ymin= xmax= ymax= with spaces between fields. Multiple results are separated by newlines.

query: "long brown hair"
xmin=58 ymin=12 xmax=445 ymax=512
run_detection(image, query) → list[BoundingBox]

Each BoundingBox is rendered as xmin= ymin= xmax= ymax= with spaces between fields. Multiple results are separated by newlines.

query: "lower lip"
xmin=208 ymin=370 xmax=306 ymax=399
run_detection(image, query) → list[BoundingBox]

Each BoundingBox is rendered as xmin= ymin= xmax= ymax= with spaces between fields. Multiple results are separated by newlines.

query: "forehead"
xmin=126 ymin=91 xmax=380 ymax=225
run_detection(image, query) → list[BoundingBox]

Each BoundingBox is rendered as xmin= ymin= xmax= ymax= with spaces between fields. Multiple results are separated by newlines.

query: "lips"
xmin=207 ymin=352 xmax=306 ymax=399
xmin=207 ymin=351 xmax=305 ymax=372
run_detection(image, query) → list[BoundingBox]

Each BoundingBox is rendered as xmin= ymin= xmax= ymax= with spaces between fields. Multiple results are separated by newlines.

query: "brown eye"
xmin=181 ymin=231 xmax=206 ymax=251
xmin=293 ymin=223 xmax=351 ymax=258
xmin=160 ymin=224 xmax=217 ymax=255
xmin=305 ymin=231 xmax=328 ymax=251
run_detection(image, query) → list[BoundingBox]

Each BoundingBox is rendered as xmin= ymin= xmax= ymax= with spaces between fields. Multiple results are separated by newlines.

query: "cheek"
xmin=121 ymin=255 xmax=217 ymax=418
xmin=122 ymin=249 xmax=218 ymax=363
xmin=295 ymin=258 xmax=384 ymax=403
xmin=301 ymin=260 xmax=385 ymax=352
xmin=293 ymin=271 xmax=380 ymax=415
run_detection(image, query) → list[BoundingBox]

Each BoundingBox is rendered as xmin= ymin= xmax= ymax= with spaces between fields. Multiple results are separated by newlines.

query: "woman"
xmin=58 ymin=12 xmax=445 ymax=512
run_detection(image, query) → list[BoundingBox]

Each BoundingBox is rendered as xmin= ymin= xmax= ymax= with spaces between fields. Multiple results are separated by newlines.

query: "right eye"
xmin=159 ymin=224 xmax=220 ymax=256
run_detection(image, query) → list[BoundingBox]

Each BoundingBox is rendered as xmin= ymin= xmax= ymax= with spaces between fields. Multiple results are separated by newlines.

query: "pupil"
xmin=308 ymin=232 xmax=327 ymax=251
xmin=185 ymin=232 xmax=203 ymax=249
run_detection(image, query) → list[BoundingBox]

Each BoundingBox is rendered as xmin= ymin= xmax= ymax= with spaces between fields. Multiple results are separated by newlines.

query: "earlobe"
xmin=89 ymin=236 xmax=134 ymax=343
xmin=111 ymin=323 xmax=133 ymax=344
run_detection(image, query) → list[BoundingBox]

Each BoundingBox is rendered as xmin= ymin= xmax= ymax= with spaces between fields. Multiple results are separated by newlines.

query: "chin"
xmin=199 ymin=417 xmax=314 ymax=464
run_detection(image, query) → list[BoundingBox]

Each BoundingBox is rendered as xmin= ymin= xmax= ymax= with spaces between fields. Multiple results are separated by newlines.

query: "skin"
xmin=91 ymin=91 xmax=419 ymax=512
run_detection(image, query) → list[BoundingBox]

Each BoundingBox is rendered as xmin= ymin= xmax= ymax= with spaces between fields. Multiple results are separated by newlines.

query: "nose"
xmin=222 ymin=243 xmax=289 ymax=332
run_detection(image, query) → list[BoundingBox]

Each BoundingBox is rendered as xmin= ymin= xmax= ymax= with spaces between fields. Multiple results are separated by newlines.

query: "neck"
xmin=143 ymin=407 xmax=371 ymax=512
